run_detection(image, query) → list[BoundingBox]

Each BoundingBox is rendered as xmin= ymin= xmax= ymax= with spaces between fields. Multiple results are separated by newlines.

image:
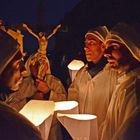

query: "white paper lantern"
xmin=54 ymin=101 xmax=79 ymax=114
xmin=48 ymin=101 xmax=79 ymax=140
xmin=19 ymin=100 xmax=55 ymax=140
xmin=68 ymin=59 xmax=84 ymax=81
xmin=57 ymin=113 xmax=98 ymax=140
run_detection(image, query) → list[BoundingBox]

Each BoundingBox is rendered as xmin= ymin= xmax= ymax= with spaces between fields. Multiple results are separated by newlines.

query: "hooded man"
xmin=68 ymin=26 xmax=117 ymax=129
xmin=0 ymin=29 xmax=39 ymax=111
xmin=0 ymin=30 xmax=42 ymax=140
xmin=100 ymin=23 xmax=140 ymax=140
xmin=0 ymin=30 xmax=26 ymax=101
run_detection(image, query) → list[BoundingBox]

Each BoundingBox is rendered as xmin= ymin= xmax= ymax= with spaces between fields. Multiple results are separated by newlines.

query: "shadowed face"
xmin=0 ymin=50 xmax=25 ymax=91
xmin=84 ymin=34 xmax=105 ymax=64
xmin=104 ymin=41 xmax=132 ymax=71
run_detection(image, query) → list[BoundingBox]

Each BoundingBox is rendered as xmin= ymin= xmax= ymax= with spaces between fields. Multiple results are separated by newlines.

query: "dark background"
xmin=1 ymin=0 xmax=140 ymax=89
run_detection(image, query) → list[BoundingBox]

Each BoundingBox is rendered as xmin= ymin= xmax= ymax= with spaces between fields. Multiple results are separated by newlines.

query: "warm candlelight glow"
xmin=54 ymin=101 xmax=78 ymax=111
xmin=68 ymin=59 xmax=84 ymax=70
xmin=57 ymin=113 xmax=98 ymax=140
xmin=68 ymin=59 xmax=85 ymax=81
xmin=57 ymin=113 xmax=97 ymax=120
xmin=19 ymin=100 xmax=55 ymax=126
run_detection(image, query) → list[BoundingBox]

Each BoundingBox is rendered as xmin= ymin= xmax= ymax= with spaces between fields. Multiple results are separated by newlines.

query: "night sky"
xmin=0 ymin=0 xmax=81 ymax=24
xmin=0 ymin=0 xmax=81 ymax=54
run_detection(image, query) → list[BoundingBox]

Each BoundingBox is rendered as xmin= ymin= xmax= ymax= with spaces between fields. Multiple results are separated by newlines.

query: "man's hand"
xmin=35 ymin=79 xmax=50 ymax=94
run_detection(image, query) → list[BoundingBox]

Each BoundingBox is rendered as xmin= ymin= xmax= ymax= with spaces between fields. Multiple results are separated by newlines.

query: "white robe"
xmin=100 ymin=67 xmax=140 ymax=140
xmin=68 ymin=64 xmax=117 ymax=128
xmin=112 ymin=104 xmax=140 ymax=140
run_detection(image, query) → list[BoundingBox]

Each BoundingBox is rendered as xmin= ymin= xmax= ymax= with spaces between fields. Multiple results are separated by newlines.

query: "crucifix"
xmin=23 ymin=23 xmax=61 ymax=80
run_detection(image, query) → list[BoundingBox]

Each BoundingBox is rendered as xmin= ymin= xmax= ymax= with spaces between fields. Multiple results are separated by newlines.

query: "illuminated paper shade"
xmin=19 ymin=100 xmax=55 ymax=140
xmin=68 ymin=59 xmax=84 ymax=81
xmin=54 ymin=101 xmax=79 ymax=114
xmin=57 ymin=113 xmax=98 ymax=140
xmin=48 ymin=101 xmax=79 ymax=140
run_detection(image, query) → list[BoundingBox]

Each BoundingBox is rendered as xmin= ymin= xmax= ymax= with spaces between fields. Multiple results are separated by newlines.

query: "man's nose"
xmin=84 ymin=44 xmax=91 ymax=50
xmin=84 ymin=45 xmax=89 ymax=51
xmin=104 ymin=49 xmax=112 ymax=58
xmin=104 ymin=53 xmax=111 ymax=58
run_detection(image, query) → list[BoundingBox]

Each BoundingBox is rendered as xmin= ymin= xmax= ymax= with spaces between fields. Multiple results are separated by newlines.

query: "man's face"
xmin=104 ymin=41 xmax=131 ymax=70
xmin=0 ymin=51 xmax=25 ymax=91
xmin=84 ymin=35 xmax=105 ymax=64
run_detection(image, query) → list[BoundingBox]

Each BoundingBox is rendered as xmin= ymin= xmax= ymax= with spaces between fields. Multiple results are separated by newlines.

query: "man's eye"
xmin=112 ymin=46 xmax=117 ymax=49
xmin=90 ymin=42 xmax=96 ymax=45
xmin=113 ymin=45 xmax=120 ymax=50
xmin=108 ymin=44 xmax=119 ymax=50
xmin=85 ymin=41 xmax=97 ymax=46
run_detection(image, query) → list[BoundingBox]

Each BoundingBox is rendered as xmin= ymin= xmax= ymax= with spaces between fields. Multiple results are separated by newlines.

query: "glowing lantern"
xmin=68 ymin=59 xmax=84 ymax=81
xmin=19 ymin=100 xmax=55 ymax=140
xmin=57 ymin=113 xmax=98 ymax=140
xmin=48 ymin=101 xmax=79 ymax=139
xmin=54 ymin=101 xmax=79 ymax=114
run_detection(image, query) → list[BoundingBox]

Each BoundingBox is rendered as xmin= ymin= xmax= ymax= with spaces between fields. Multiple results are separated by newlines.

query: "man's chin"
xmin=109 ymin=62 xmax=119 ymax=69
xmin=86 ymin=58 xmax=93 ymax=62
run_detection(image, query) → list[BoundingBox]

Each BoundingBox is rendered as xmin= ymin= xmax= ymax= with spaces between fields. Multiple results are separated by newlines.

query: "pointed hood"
xmin=106 ymin=23 xmax=140 ymax=62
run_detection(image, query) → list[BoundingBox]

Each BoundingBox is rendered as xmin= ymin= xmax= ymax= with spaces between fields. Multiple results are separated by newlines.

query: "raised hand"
xmin=47 ymin=24 xmax=61 ymax=39
xmin=52 ymin=24 xmax=61 ymax=34
xmin=22 ymin=23 xmax=29 ymax=30
xmin=22 ymin=23 xmax=39 ymax=40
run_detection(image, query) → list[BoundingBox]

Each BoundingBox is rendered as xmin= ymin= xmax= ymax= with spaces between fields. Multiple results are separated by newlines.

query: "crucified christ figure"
xmin=23 ymin=23 xmax=61 ymax=80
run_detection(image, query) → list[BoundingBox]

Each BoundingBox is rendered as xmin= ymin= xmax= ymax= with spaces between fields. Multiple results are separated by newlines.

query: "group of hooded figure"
xmin=0 ymin=21 xmax=140 ymax=140
xmin=68 ymin=23 xmax=140 ymax=140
